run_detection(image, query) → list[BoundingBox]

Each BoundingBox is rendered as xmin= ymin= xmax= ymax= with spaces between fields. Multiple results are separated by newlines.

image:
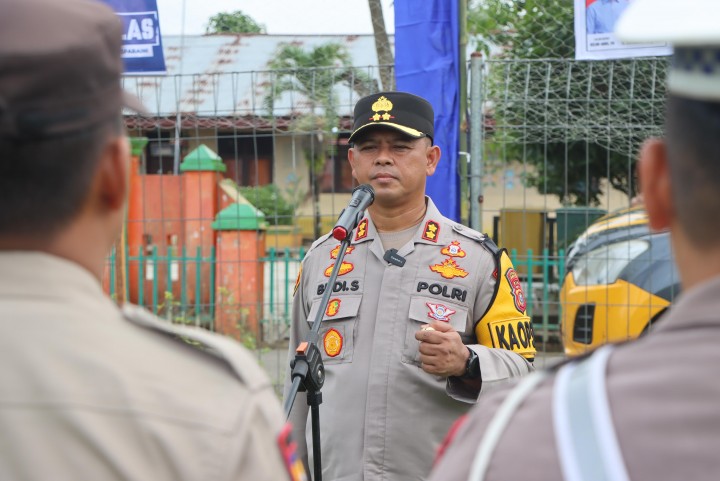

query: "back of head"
xmin=617 ymin=0 xmax=720 ymax=248
xmin=0 ymin=0 xmax=144 ymax=237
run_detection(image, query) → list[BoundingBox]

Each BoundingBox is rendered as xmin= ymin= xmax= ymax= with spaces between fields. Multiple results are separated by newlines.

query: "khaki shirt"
xmin=284 ymin=198 xmax=534 ymax=481
xmin=0 ymin=252 xmax=300 ymax=481
xmin=430 ymin=275 xmax=720 ymax=481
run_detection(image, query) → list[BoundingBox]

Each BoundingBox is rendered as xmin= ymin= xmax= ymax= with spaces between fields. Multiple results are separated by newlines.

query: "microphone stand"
xmin=284 ymin=234 xmax=354 ymax=481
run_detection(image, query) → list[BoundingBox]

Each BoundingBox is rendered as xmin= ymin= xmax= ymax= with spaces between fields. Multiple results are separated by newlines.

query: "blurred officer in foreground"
xmin=285 ymin=91 xmax=534 ymax=480
xmin=430 ymin=1 xmax=720 ymax=480
xmin=0 ymin=0 xmax=304 ymax=480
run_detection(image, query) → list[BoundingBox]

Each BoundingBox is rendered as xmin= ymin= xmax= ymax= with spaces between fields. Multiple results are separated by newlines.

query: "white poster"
xmin=574 ymin=0 xmax=671 ymax=60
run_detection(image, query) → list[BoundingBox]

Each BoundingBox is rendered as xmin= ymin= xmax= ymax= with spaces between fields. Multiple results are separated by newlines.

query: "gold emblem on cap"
xmin=371 ymin=96 xmax=395 ymax=122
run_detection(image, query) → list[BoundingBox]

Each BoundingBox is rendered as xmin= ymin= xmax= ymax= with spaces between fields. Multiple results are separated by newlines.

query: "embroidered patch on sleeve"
xmin=277 ymin=424 xmax=308 ymax=481
xmin=505 ymin=268 xmax=527 ymax=313
xmin=293 ymin=266 xmax=302 ymax=297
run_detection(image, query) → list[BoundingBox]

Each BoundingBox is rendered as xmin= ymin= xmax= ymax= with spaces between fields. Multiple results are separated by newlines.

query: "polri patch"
xmin=323 ymin=328 xmax=343 ymax=357
xmin=422 ymin=220 xmax=440 ymax=242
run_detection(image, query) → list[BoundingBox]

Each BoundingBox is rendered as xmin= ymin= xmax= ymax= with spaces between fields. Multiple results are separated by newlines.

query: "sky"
xmin=155 ymin=0 xmax=395 ymax=36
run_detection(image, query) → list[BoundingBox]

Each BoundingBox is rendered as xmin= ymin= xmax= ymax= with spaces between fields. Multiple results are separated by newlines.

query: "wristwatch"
xmin=464 ymin=347 xmax=481 ymax=379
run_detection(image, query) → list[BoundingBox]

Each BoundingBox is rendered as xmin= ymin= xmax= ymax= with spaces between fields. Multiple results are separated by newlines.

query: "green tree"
xmin=468 ymin=0 xmax=667 ymax=205
xmin=206 ymin=10 xmax=265 ymax=34
xmin=264 ymin=43 xmax=377 ymax=238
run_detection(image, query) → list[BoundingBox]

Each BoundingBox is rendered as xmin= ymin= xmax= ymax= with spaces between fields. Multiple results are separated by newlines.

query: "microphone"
xmin=332 ymin=184 xmax=375 ymax=241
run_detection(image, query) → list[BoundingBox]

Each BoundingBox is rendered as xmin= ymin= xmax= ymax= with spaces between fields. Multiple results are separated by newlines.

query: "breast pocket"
xmin=306 ymin=294 xmax=361 ymax=364
xmin=401 ymin=296 xmax=469 ymax=366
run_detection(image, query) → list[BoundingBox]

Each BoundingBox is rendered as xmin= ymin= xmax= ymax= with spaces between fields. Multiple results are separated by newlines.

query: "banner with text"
xmin=575 ymin=0 xmax=670 ymax=60
xmin=101 ymin=0 xmax=166 ymax=75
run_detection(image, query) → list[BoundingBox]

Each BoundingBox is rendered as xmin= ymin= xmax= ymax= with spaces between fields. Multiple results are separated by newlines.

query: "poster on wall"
xmin=574 ymin=0 xmax=671 ymax=60
xmin=100 ymin=0 xmax=167 ymax=74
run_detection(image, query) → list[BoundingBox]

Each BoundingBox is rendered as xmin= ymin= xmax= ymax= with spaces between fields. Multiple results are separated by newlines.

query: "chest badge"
xmin=505 ymin=268 xmax=527 ymax=313
xmin=324 ymin=261 xmax=354 ymax=277
xmin=441 ymin=241 xmax=466 ymax=258
xmin=325 ymin=298 xmax=341 ymax=317
xmin=323 ymin=328 xmax=343 ymax=357
xmin=430 ymin=258 xmax=469 ymax=279
xmin=422 ymin=220 xmax=440 ymax=242
xmin=426 ymin=302 xmax=456 ymax=322
xmin=354 ymin=218 xmax=368 ymax=241
xmin=330 ymin=245 xmax=355 ymax=259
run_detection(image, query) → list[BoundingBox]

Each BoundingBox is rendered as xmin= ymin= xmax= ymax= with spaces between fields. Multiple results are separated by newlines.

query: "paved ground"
xmin=257 ymin=342 xmax=566 ymax=397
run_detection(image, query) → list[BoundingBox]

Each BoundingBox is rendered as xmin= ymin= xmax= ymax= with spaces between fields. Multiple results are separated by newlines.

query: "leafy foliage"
xmin=468 ymin=0 xmax=667 ymax=205
xmin=206 ymin=10 xmax=266 ymax=34
xmin=264 ymin=42 xmax=377 ymax=237
xmin=238 ymin=184 xmax=296 ymax=226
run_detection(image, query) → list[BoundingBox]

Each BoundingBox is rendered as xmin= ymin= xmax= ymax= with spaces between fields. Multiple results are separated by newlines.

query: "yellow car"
xmin=560 ymin=206 xmax=680 ymax=356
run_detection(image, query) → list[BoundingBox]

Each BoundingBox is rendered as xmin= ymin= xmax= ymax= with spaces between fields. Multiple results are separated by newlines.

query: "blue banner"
xmin=100 ymin=0 xmax=166 ymax=75
xmin=394 ymin=0 xmax=460 ymax=221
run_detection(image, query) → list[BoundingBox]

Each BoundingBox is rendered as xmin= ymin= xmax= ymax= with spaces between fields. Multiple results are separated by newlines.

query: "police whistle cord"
xmin=284 ymin=235 xmax=355 ymax=481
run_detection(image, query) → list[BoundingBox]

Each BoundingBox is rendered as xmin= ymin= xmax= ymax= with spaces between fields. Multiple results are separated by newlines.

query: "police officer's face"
xmin=348 ymin=128 xmax=440 ymax=208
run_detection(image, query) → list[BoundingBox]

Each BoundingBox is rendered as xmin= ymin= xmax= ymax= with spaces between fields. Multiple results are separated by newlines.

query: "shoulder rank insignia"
xmin=324 ymin=261 xmax=354 ymax=277
xmin=506 ymin=268 xmax=527 ymax=313
xmin=323 ymin=328 xmax=343 ymax=357
xmin=422 ymin=220 xmax=440 ymax=242
xmin=429 ymin=258 xmax=469 ymax=279
xmin=441 ymin=241 xmax=466 ymax=258
xmin=325 ymin=298 xmax=341 ymax=317
xmin=426 ymin=302 xmax=456 ymax=322
xmin=330 ymin=245 xmax=355 ymax=259
xmin=355 ymin=218 xmax=369 ymax=241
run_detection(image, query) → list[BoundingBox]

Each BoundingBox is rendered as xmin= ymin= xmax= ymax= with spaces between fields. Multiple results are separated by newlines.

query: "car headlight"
xmin=571 ymin=239 xmax=649 ymax=286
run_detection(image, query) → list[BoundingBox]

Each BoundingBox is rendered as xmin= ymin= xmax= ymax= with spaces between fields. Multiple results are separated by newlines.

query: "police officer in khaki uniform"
xmin=284 ymin=92 xmax=534 ymax=480
xmin=429 ymin=1 xmax=720 ymax=480
xmin=0 ymin=1 xmax=305 ymax=480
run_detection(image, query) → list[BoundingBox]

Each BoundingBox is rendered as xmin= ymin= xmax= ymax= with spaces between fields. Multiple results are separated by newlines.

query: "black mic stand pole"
xmin=284 ymin=234 xmax=354 ymax=481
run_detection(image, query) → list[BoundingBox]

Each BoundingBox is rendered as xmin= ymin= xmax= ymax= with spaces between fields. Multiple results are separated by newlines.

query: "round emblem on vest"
xmin=323 ymin=328 xmax=343 ymax=357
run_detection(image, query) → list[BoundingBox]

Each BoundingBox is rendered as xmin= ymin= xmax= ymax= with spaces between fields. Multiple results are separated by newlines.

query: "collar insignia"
xmin=422 ymin=220 xmax=440 ymax=242
xmin=426 ymin=302 xmax=456 ymax=322
xmin=324 ymin=261 xmax=354 ymax=277
xmin=429 ymin=258 xmax=469 ymax=279
xmin=371 ymin=96 xmax=395 ymax=122
xmin=441 ymin=241 xmax=466 ymax=258
xmin=323 ymin=328 xmax=343 ymax=357
xmin=355 ymin=218 xmax=369 ymax=241
xmin=330 ymin=245 xmax=355 ymax=259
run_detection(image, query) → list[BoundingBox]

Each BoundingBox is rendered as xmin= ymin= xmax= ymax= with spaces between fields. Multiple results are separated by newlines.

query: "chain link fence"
xmin=467 ymin=0 xmax=672 ymax=354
